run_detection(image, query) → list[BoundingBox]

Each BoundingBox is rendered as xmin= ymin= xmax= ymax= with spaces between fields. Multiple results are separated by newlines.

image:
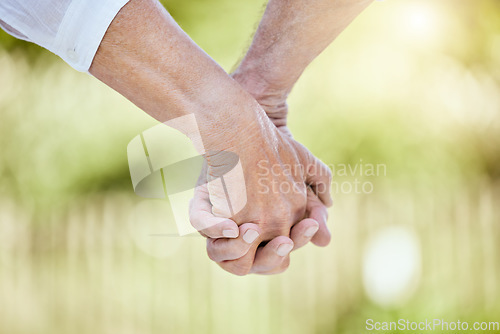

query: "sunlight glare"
xmin=362 ymin=226 xmax=422 ymax=307
xmin=406 ymin=3 xmax=440 ymax=40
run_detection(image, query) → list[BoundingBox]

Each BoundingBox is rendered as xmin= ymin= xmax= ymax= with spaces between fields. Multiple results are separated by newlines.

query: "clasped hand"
xmin=189 ymin=76 xmax=333 ymax=276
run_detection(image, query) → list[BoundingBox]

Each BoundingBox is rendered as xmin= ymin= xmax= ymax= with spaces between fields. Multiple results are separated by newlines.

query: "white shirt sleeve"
xmin=0 ymin=0 xmax=130 ymax=72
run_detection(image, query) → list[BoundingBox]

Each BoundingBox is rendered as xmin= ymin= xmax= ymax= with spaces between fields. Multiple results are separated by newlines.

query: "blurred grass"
xmin=1 ymin=0 xmax=500 ymax=333
xmin=1 ymin=186 xmax=499 ymax=334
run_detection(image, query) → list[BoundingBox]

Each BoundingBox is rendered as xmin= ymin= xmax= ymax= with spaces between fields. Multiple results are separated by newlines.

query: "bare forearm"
xmin=234 ymin=0 xmax=373 ymax=100
xmin=89 ymin=0 xmax=271 ymax=152
xmin=86 ymin=0 xmax=334 ymax=265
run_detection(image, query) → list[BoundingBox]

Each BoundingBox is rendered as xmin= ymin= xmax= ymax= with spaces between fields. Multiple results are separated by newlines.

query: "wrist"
xmin=232 ymin=64 xmax=289 ymax=106
xmin=189 ymin=84 xmax=278 ymax=151
xmin=232 ymin=67 xmax=290 ymax=129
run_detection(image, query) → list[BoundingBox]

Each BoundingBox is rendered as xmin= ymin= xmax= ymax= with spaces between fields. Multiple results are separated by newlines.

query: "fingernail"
xmin=304 ymin=226 xmax=319 ymax=237
xmin=276 ymin=243 xmax=293 ymax=257
xmin=243 ymin=229 xmax=259 ymax=244
xmin=222 ymin=229 xmax=238 ymax=238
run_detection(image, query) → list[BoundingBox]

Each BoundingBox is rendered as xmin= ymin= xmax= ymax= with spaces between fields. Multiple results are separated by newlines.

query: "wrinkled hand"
xmin=198 ymin=72 xmax=331 ymax=275
xmin=190 ymin=184 xmax=331 ymax=274
xmin=190 ymin=111 xmax=332 ymax=275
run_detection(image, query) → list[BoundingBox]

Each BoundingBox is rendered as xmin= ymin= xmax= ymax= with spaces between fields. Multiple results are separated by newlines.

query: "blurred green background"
xmin=1 ymin=0 xmax=499 ymax=333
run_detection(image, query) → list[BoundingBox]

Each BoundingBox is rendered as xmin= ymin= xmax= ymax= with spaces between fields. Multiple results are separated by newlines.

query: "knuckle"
xmin=220 ymin=262 xmax=251 ymax=276
xmin=282 ymin=212 xmax=294 ymax=224
xmin=200 ymin=226 xmax=216 ymax=238
xmin=275 ymin=203 xmax=293 ymax=222
xmin=276 ymin=257 xmax=291 ymax=274
xmin=207 ymin=250 xmax=219 ymax=262
xmin=189 ymin=213 xmax=202 ymax=229
xmin=226 ymin=248 xmax=248 ymax=261
xmin=292 ymin=183 xmax=306 ymax=198
xmin=206 ymin=239 xmax=219 ymax=261
xmin=207 ymin=239 xmax=248 ymax=262
xmin=231 ymin=267 xmax=251 ymax=276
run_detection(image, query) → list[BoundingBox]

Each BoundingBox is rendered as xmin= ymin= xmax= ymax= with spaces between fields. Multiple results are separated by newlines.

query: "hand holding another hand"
xmin=190 ymin=103 xmax=332 ymax=275
xmin=88 ymin=0 xmax=363 ymax=276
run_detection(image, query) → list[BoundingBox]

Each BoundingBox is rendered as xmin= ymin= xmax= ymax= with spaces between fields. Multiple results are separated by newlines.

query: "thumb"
xmin=205 ymin=150 xmax=248 ymax=218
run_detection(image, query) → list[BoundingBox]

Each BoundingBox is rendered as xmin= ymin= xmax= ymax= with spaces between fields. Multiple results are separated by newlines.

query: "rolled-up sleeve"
xmin=0 ymin=0 xmax=130 ymax=72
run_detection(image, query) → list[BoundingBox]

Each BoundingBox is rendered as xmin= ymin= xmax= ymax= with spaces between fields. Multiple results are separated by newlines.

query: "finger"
xmin=306 ymin=190 xmax=331 ymax=247
xmin=304 ymin=156 xmax=333 ymax=207
xmin=199 ymin=219 xmax=240 ymax=238
xmin=250 ymin=236 xmax=294 ymax=274
xmin=289 ymin=218 xmax=319 ymax=250
xmin=217 ymin=241 xmax=260 ymax=276
xmin=310 ymin=207 xmax=330 ymax=247
xmin=259 ymin=255 xmax=291 ymax=275
xmin=205 ymin=150 xmax=247 ymax=218
xmin=189 ymin=184 xmax=239 ymax=238
xmin=206 ymin=223 xmax=261 ymax=262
